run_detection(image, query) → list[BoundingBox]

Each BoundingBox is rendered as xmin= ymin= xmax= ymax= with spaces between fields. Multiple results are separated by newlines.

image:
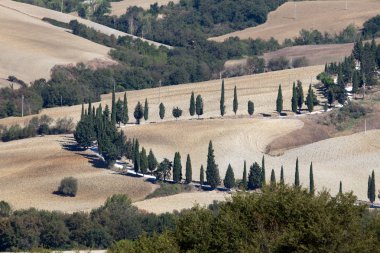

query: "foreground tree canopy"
xmin=110 ymin=186 xmax=380 ymax=252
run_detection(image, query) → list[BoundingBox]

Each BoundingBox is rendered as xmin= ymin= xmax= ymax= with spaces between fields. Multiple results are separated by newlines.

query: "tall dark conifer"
xmin=276 ymin=84 xmax=283 ymax=114
xmin=294 ymin=158 xmax=300 ymax=187
xmin=200 ymin=165 xmax=205 ymax=188
xmin=220 ymin=80 xmax=225 ymax=117
xmin=242 ymin=160 xmax=247 ymax=190
xmin=206 ymin=141 xmax=220 ymax=189
xmin=122 ymin=92 xmax=129 ymax=124
xmin=270 ymin=169 xmax=276 ymax=187
xmin=144 ymin=98 xmax=149 ymax=121
xmin=261 ymin=155 xmax=266 ymax=186
xmin=189 ymin=91 xmax=195 ymax=117
xmin=111 ymin=88 xmax=116 ymax=125
xmin=296 ymin=81 xmax=304 ymax=113
xmin=196 ymin=95 xmax=203 ymax=119
xmin=306 ymin=84 xmax=314 ymax=112
xmin=291 ymin=82 xmax=298 ymax=113
xmin=134 ymin=140 xmax=140 ymax=174
xmin=233 ymin=86 xmax=238 ymax=115
xmin=185 ymin=154 xmax=192 ymax=184
xmin=280 ymin=165 xmax=284 ymax=185
xmin=309 ymin=162 xmax=314 ymax=195
xmin=339 ymin=181 xmax=343 ymax=195
xmin=173 ymin=152 xmax=182 ymax=183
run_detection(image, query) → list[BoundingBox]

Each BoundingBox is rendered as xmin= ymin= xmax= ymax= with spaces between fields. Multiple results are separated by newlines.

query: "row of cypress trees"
xmin=277 ymin=80 xmax=318 ymax=114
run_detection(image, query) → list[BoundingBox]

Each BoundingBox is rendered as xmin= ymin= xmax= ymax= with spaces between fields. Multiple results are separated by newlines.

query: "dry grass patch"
xmin=0 ymin=2 xmax=112 ymax=84
xmin=210 ymin=0 xmax=380 ymax=42
xmin=0 ymin=135 xmax=157 ymax=212
xmin=111 ymin=0 xmax=180 ymax=16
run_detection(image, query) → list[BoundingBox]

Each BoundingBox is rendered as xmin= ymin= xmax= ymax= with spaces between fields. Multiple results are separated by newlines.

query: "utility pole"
xmin=219 ymin=72 xmax=222 ymax=80
xmin=61 ymin=0 xmax=64 ymax=12
xmin=61 ymin=95 xmax=63 ymax=107
xmin=345 ymin=0 xmax=348 ymax=10
xmin=294 ymin=2 xmax=297 ymax=20
xmin=21 ymin=95 xmax=24 ymax=117
xmin=365 ymin=118 xmax=367 ymax=134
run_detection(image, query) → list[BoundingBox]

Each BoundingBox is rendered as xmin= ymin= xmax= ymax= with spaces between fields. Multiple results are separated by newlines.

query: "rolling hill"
xmin=210 ymin=0 xmax=380 ymax=42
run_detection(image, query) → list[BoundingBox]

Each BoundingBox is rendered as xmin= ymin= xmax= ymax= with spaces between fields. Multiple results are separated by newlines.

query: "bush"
xmin=146 ymin=183 xmax=193 ymax=199
xmin=267 ymin=56 xmax=290 ymax=71
xmin=0 ymin=201 xmax=11 ymax=217
xmin=57 ymin=177 xmax=78 ymax=197
xmin=292 ymin=56 xmax=309 ymax=68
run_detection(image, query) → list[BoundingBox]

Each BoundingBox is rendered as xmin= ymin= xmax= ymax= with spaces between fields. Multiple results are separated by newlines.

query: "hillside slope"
xmin=0 ymin=0 xmax=171 ymax=48
xmin=210 ymin=0 xmax=380 ymax=42
xmin=111 ymin=0 xmax=180 ymax=16
xmin=0 ymin=3 xmax=112 ymax=85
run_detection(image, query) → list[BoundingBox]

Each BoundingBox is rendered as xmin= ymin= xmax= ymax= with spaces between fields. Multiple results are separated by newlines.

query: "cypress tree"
xmin=291 ymin=82 xmax=298 ymax=113
xmin=147 ymin=149 xmax=158 ymax=174
xmin=294 ymin=158 xmax=300 ymax=187
xmin=200 ymin=165 xmax=205 ymax=188
xmin=195 ymin=95 xmax=203 ymax=119
xmin=306 ymin=84 xmax=314 ymax=113
xmin=122 ymin=92 xmax=129 ymax=124
xmin=133 ymin=102 xmax=144 ymax=124
xmin=173 ymin=152 xmax=182 ymax=183
xmin=248 ymin=162 xmax=262 ymax=190
xmin=276 ymin=84 xmax=283 ymax=114
xmin=353 ymin=38 xmax=363 ymax=61
xmin=104 ymin=104 xmax=110 ymax=120
xmin=206 ymin=141 xmax=220 ymax=189
xmin=261 ymin=155 xmax=266 ymax=186
xmin=248 ymin=100 xmax=254 ymax=116
xmin=220 ymin=80 xmax=225 ymax=117
xmin=242 ymin=160 xmax=247 ymax=190
xmin=280 ymin=165 xmax=284 ymax=185
xmin=336 ymin=65 xmax=347 ymax=104
xmin=111 ymin=88 xmax=116 ymax=125
xmin=339 ymin=181 xmax=343 ymax=195
xmin=185 ymin=154 xmax=192 ymax=184
xmin=368 ymin=175 xmax=371 ymax=200
xmin=309 ymin=162 xmax=314 ymax=195
xmin=327 ymin=88 xmax=335 ymax=107
xmin=140 ymin=147 xmax=148 ymax=176
xmin=144 ymin=98 xmax=149 ymax=121
xmin=189 ymin=91 xmax=195 ymax=117
xmin=270 ymin=169 xmax=276 ymax=186
xmin=369 ymin=170 xmax=376 ymax=203
xmin=88 ymin=98 xmax=92 ymax=117
xmin=224 ymin=164 xmax=235 ymax=189
xmin=233 ymin=86 xmax=238 ymax=115
xmin=115 ymin=98 xmax=123 ymax=126
xmin=81 ymin=103 xmax=84 ymax=119
xmin=296 ymin=81 xmax=304 ymax=113
xmin=352 ymin=71 xmax=359 ymax=94
xmin=159 ymin=102 xmax=165 ymax=120
xmin=134 ymin=140 xmax=140 ymax=174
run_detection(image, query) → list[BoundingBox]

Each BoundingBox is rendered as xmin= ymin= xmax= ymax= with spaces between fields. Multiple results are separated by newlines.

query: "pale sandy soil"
xmin=111 ymin=0 xmax=180 ymax=15
xmin=0 ymin=0 xmax=171 ymax=49
xmin=134 ymin=191 xmax=229 ymax=214
xmin=0 ymin=65 xmax=324 ymax=127
xmin=210 ymin=0 xmax=380 ymax=42
xmin=0 ymin=135 xmax=157 ymax=212
xmin=130 ymin=128 xmax=380 ymax=214
xmin=0 ymin=2 xmax=112 ymax=84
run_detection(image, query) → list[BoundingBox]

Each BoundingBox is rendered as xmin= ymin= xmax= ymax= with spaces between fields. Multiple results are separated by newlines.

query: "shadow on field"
xmin=78 ymin=153 xmax=105 ymax=169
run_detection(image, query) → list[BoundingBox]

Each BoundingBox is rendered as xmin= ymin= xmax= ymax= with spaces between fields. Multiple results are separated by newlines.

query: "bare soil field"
xmin=0 ymin=0 xmax=171 ymax=49
xmin=210 ymin=0 xmax=380 ymax=42
xmin=0 ymin=135 xmax=157 ymax=212
xmin=0 ymin=65 xmax=324 ymax=127
xmin=134 ymin=191 xmax=228 ymax=214
xmin=0 ymin=2 xmax=112 ymax=84
xmin=111 ymin=0 xmax=180 ymax=16
xmin=128 ymin=119 xmax=380 ymax=209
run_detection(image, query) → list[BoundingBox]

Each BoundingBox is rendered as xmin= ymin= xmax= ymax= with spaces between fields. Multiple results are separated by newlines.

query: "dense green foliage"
xmin=110 ymin=186 xmax=380 ymax=252
xmin=1 ymin=115 xmax=74 ymax=142
xmin=172 ymin=107 xmax=183 ymax=119
xmin=0 ymin=195 xmax=176 ymax=251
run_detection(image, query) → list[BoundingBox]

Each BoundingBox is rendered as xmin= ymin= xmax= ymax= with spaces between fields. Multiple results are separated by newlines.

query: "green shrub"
xmin=57 ymin=177 xmax=78 ymax=197
xmin=146 ymin=183 xmax=193 ymax=199
xmin=0 ymin=201 xmax=11 ymax=217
